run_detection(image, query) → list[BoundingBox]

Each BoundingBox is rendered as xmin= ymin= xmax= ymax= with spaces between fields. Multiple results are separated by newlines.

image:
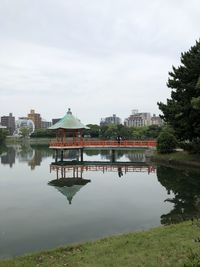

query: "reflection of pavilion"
xmin=48 ymin=178 xmax=91 ymax=205
xmin=50 ymin=162 xmax=156 ymax=176
xmin=48 ymin=164 xmax=91 ymax=205
xmin=49 ymin=161 xmax=156 ymax=204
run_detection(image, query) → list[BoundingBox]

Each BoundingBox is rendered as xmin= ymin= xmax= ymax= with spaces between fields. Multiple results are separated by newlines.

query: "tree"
xmin=0 ymin=129 xmax=8 ymax=144
xmin=30 ymin=129 xmax=56 ymax=138
xmin=157 ymin=127 xmax=177 ymax=153
xmin=19 ymin=127 xmax=30 ymax=138
xmin=158 ymin=40 xmax=200 ymax=146
xmin=145 ymin=125 xmax=162 ymax=139
xmin=131 ymin=126 xmax=148 ymax=140
xmin=84 ymin=124 xmax=100 ymax=138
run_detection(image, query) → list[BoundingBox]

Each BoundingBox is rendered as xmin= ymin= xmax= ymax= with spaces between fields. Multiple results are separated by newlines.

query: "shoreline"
xmin=151 ymin=151 xmax=200 ymax=170
xmin=0 ymin=221 xmax=200 ymax=267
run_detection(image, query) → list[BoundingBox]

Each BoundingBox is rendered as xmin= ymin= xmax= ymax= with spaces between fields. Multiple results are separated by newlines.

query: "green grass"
xmin=1 ymin=221 xmax=200 ymax=267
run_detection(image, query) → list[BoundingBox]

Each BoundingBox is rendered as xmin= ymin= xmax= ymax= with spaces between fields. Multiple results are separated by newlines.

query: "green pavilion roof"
xmin=49 ymin=108 xmax=89 ymax=130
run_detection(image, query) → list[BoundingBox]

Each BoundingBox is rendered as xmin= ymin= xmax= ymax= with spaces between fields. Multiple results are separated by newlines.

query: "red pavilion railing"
xmin=49 ymin=139 xmax=157 ymax=148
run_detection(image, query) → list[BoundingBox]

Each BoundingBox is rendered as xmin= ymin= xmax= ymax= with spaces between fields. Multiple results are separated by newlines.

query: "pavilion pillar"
xmin=55 ymin=149 xmax=58 ymax=162
xmin=111 ymin=149 xmax=116 ymax=163
xmin=56 ymin=168 xmax=58 ymax=180
xmin=80 ymin=148 xmax=84 ymax=162
xmin=61 ymin=150 xmax=64 ymax=162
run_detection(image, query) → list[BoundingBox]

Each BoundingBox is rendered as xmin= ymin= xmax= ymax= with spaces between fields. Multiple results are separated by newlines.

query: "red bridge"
xmin=49 ymin=139 xmax=157 ymax=149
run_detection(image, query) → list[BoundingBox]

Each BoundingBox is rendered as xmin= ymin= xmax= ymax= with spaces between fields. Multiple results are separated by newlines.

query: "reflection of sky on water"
xmin=0 ymin=145 xmax=176 ymax=259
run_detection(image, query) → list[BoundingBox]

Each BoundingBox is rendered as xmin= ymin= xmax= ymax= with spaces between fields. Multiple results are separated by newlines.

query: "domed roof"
xmin=49 ymin=108 xmax=89 ymax=130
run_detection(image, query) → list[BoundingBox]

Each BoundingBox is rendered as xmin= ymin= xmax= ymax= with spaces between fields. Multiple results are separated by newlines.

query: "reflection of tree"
xmin=0 ymin=144 xmax=54 ymax=169
xmin=157 ymin=165 xmax=200 ymax=225
xmin=28 ymin=145 xmax=54 ymax=170
xmin=126 ymin=151 xmax=146 ymax=162
xmin=100 ymin=150 xmax=122 ymax=161
xmin=84 ymin=150 xmax=100 ymax=156
xmin=1 ymin=146 xmax=15 ymax=167
xmin=0 ymin=145 xmax=7 ymax=156
xmin=28 ymin=150 xmax=42 ymax=170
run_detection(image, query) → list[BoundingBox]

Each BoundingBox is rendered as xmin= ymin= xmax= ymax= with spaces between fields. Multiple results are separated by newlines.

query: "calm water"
xmin=0 ymin=145 xmax=199 ymax=258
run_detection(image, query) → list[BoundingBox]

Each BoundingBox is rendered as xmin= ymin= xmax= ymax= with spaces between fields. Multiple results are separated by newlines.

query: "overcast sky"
xmin=0 ymin=0 xmax=199 ymax=124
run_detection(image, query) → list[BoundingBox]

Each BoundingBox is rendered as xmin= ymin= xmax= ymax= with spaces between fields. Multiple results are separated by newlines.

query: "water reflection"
xmin=49 ymin=162 xmax=156 ymax=205
xmin=0 ymin=144 xmax=53 ymax=169
xmin=1 ymin=146 xmax=15 ymax=167
xmin=1 ymin=144 xmax=200 ymax=258
xmin=84 ymin=149 xmax=149 ymax=162
xmin=157 ymin=165 xmax=200 ymax=225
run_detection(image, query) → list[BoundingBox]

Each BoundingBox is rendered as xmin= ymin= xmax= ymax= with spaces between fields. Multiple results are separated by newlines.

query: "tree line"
xmin=30 ymin=124 xmax=162 ymax=140
xmin=157 ymin=40 xmax=200 ymax=153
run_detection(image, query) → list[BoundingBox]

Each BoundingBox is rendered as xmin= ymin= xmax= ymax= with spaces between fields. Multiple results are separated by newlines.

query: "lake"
xmin=0 ymin=144 xmax=199 ymax=258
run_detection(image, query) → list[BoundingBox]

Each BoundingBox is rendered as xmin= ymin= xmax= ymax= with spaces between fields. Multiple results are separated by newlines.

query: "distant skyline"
xmin=0 ymin=0 xmax=199 ymax=124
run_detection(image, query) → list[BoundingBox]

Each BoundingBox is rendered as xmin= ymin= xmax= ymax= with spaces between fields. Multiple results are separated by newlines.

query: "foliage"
xmin=180 ymin=138 xmax=200 ymax=154
xmin=157 ymin=127 xmax=177 ymax=153
xmin=0 ymin=129 xmax=9 ymax=144
xmin=19 ymin=127 xmax=30 ymax=138
xmin=31 ymin=129 xmax=56 ymax=138
xmin=84 ymin=124 xmax=100 ymax=138
xmin=145 ymin=125 xmax=162 ymax=138
xmin=157 ymin=165 xmax=200 ymax=224
xmin=31 ymin=124 xmax=162 ymax=140
xmin=158 ymin=40 xmax=200 ymax=152
xmin=98 ymin=124 xmax=160 ymax=140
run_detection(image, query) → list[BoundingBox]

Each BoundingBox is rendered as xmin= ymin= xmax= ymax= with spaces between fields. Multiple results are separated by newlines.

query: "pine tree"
xmin=158 ymin=40 xmax=200 ymax=143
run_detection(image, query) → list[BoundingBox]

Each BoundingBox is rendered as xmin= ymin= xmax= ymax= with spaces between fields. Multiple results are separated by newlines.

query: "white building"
xmin=14 ymin=118 xmax=35 ymax=136
xmin=151 ymin=114 xmax=163 ymax=126
xmin=124 ymin=112 xmax=151 ymax=127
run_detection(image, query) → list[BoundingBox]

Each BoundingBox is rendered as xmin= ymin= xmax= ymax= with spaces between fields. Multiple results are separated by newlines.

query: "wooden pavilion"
xmin=49 ymin=108 xmax=89 ymax=144
xmin=49 ymin=108 xmax=89 ymax=161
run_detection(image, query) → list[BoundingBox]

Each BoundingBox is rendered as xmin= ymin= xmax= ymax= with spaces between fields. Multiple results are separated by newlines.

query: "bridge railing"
xmin=49 ymin=139 xmax=157 ymax=148
xmin=50 ymin=164 xmax=156 ymax=173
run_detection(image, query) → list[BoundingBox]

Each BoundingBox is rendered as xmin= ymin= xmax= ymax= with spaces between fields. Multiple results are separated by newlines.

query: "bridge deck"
xmin=49 ymin=139 xmax=157 ymax=149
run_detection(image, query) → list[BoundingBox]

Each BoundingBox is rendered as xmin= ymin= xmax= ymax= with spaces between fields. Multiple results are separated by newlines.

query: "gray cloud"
xmin=0 ymin=0 xmax=199 ymax=123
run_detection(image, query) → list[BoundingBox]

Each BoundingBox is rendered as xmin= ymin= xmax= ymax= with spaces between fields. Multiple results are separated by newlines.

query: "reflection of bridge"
xmin=49 ymin=140 xmax=157 ymax=149
xmin=50 ymin=162 xmax=156 ymax=178
xmin=49 ymin=162 xmax=156 ymax=205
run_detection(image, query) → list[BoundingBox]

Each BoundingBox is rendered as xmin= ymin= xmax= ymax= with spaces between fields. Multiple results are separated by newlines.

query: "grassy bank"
xmin=151 ymin=150 xmax=200 ymax=169
xmin=1 ymin=221 xmax=200 ymax=267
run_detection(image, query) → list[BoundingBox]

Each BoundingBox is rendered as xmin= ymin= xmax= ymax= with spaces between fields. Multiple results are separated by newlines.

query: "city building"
xmin=124 ymin=111 xmax=151 ymax=127
xmin=151 ymin=114 xmax=163 ymax=126
xmin=1 ymin=113 xmax=15 ymax=135
xmin=27 ymin=109 xmax=42 ymax=129
xmin=41 ymin=120 xmax=52 ymax=129
xmin=0 ymin=125 xmax=7 ymax=129
xmin=100 ymin=114 xmax=121 ymax=126
xmin=52 ymin=118 xmax=61 ymax=125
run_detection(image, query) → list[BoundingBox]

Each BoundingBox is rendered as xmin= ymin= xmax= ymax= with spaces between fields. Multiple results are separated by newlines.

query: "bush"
xmin=180 ymin=138 xmax=200 ymax=154
xmin=157 ymin=129 xmax=177 ymax=153
xmin=0 ymin=129 xmax=9 ymax=144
